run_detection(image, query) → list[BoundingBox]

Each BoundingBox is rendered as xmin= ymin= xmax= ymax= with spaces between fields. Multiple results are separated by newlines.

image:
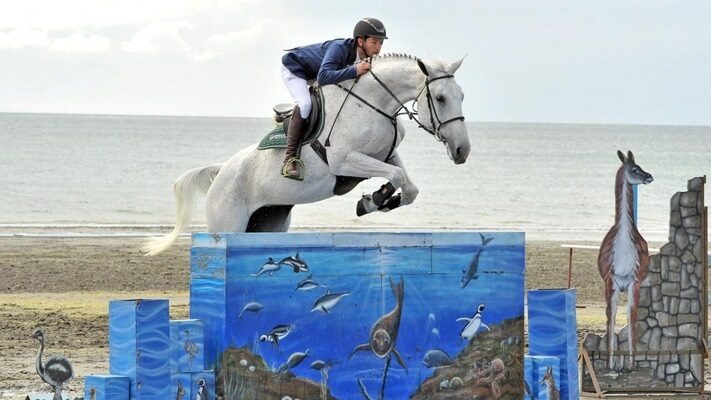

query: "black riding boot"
xmin=282 ymin=106 xmax=306 ymax=180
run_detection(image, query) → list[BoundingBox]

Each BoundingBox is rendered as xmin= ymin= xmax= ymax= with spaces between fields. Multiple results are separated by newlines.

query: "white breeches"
xmin=281 ymin=65 xmax=311 ymax=119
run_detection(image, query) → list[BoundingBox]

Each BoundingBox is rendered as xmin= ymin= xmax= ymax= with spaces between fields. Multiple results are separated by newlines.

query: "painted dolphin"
xmin=457 ymin=303 xmax=489 ymax=341
xmin=311 ymin=289 xmax=350 ymax=313
xmin=279 ymin=251 xmax=309 ymax=273
xmin=423 ymin=349 xmax=454 ymax=368
xmin=295 ymin=274 xmax=322 ymax=291
xmin=461 ymin=234 xmax=494 ymax=288
xmin=259 ymin=324 xmax=292 ymax=348
xmin=349 ymin=277 xmax=407 ymax=370
xmin=252 ymin=257 xmax=281 ymax=277
xmin=238 ymin=301 xmax=264 ymax=319
xmin=277 ymin=349 xmax=309 ymax=373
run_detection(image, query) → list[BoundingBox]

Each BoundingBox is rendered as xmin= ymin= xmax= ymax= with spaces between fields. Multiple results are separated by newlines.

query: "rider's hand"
xmin=355 ymin=60 xmax=371 ymax=76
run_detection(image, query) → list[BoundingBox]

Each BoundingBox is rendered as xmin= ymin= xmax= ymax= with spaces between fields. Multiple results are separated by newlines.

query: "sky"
xmin=1 ymin=0 xmax=709 ymax=125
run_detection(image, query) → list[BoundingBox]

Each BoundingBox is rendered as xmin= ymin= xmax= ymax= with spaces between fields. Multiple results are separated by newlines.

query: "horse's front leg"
xmin=329 ymin=151 xmax=408 ymax=216
xmin=365 ymin=151 xmax=420 ymax=215
xmin=385 ymin=151 xmax=418 ymax=206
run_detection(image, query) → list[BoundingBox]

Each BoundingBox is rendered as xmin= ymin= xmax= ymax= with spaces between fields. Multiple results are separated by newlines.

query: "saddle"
xmin=257 ymin=87 xmax=325 ymax=150
xmin=258 ymin=86 xmax=365 ymax=196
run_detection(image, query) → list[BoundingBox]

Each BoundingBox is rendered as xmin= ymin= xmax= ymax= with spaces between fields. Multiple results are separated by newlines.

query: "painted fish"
xmin=295 ymin=274 xmax=321 ymax=291
xmin=279 ymin=251 xmax=309 ymax=273
xmin=457 ymin=303 xmax=489 ymax=341
xmin=238 ymin=301 xmax=264 ymax=319
xmin=349 ymin=277 xmax=407 ymax=370
xmin=423 ymin=349 xmax=454 ymax=368
xmin=461 ymin=234 xmax=494 ymax=288
xmin=277 ymin=349 xmax=309 ymax=373
xmin=252 ymin=257 xmax=281 ymax=277
xmin=310 ymin=359 xmax=336 ymax=371
xmin=259 ymin=324 xmax=292 ymax=348
xmin=311 ymin=289 xmax=350 ymax=313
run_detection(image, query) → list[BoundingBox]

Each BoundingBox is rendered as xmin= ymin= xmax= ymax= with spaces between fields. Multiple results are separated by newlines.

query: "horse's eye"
xmin=436 ymin=95 xmax=445 ymax=102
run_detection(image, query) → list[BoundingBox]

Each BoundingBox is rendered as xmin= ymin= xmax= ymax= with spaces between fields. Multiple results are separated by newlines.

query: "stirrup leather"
xmin=281 ymin=157 xmax=305 ymax=180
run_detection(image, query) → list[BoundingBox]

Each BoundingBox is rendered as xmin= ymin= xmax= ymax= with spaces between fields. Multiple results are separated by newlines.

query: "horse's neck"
xmin=357 ymin=58 xmax=423 ymax=111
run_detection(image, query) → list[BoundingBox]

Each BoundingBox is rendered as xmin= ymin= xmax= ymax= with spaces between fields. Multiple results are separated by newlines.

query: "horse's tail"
xmin=142 ymin=163 xmax=222 ymax=256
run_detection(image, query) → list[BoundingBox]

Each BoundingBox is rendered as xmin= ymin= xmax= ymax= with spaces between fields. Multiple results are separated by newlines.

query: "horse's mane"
xmin=371 ymin=53 xmax=419 ymax=65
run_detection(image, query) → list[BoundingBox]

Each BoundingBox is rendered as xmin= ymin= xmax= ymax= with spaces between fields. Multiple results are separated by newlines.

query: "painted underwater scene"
xmin=190 ymin=232 xmax=525 ymax=399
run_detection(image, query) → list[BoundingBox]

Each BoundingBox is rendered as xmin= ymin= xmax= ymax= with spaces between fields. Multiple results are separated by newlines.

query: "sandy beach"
xmin=0 ymin=236 xmax=679 ymax=397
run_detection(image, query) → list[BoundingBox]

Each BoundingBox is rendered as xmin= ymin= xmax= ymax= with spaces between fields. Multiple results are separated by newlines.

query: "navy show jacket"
xmin=282 ymin=38 xmax=358 ymax=85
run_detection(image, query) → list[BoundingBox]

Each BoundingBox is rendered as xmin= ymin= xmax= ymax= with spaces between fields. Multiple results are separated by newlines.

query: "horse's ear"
xmin=417 ymin=59 xmax=430 ymax=76
xmin=447 ymin=55 xmax=466 ymax=75
xmin=617 ymin=150 xmax=626 ymax=163
xmin=627 ymin=150 xmax=635 ymax=163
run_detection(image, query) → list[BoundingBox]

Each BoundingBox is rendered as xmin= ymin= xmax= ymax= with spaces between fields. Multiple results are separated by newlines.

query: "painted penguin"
xmin=259 ymin=324 xmax=292 ymax=348
xmin=349 ymin=277 xmax=407 ymax=369
xmin=457 ymin=303 xmax=489 ymax=341
xmin=195 ymin=378 xmax=208 ymax=400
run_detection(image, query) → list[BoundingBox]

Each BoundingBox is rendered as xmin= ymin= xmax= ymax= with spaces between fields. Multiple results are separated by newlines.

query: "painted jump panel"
xmin=190 ymin=231 xmax=525 ymax=399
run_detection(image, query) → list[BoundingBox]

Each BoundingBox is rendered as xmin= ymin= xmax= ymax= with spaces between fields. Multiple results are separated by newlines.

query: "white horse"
xmin=143 ymin=54 xmax=470 ymax=255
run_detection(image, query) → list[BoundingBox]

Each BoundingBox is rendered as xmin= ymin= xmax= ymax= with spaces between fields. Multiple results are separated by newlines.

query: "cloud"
xmin=0 ymin=28 xmax=49 ymax=49
xmin=193 ymin=20 xmax=267 ymax=61
xmin=121 ymin=20 xmax=194 ymax=55
xmin=0 ymin=0 xmax=210 ymax=30
xmin=50 ymin=32 xmax=111 ymax=53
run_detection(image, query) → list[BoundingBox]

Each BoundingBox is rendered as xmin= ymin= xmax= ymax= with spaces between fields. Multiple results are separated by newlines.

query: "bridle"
xmin=415 ymin=74 xmax=466 ymax=142
xmin=326 ymin=66 xmax=465 ymax=161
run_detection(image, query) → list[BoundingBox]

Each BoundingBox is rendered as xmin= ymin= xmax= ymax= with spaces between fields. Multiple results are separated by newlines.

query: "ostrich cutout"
xmin=597 ymin=150 xmax=653 ymax=369
xmin=31 ymin=329 xmax=74 ymax=400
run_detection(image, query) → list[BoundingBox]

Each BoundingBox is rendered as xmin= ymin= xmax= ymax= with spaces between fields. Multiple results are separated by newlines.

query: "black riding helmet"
xmin=353 ymin=17 xmax=388 ymax=40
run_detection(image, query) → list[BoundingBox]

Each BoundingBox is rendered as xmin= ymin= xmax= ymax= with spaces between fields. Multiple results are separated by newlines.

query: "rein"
xmin=324 ymin=67 xmax=464 ymax=163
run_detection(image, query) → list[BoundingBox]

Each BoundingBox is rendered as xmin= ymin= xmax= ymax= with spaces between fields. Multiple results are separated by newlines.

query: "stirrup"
xmin=281 ymin=157 xmax=305 ymax=181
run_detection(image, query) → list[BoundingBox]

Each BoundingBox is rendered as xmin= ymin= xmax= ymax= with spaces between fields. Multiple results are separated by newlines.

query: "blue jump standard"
xmin=528 ymin=288 xmax=579 ymax=400
xmin=100 ymin=299 xmax=215 ymax=400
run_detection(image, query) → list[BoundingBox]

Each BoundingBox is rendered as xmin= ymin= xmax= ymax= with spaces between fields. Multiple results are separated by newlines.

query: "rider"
xmin=280 ymin=17 xmax=387 ymax=180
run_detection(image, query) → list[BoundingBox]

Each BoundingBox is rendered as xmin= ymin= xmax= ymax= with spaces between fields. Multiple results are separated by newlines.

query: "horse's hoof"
xmin=356 ymin=195 xmax=376 ymax=217
xmin=372 ymin=182 xmax=395 ymax=207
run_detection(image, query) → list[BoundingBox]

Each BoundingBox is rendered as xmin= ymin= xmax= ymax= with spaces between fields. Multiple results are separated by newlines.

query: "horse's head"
xmin=416 ymin=58 xmax=470 ymax=164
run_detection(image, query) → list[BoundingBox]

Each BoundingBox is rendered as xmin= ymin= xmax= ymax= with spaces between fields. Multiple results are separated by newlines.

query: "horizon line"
xmin=1 ymin=111 xmax=709 ymax=129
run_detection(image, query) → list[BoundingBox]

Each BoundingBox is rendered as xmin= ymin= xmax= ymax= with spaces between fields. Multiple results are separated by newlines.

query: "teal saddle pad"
xmin=257 ymin=88 xmax=325 ymax=150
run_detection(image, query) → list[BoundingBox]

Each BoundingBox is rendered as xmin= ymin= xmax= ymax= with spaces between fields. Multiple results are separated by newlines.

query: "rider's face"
xmin=359 ymin=37 xmax=384 ymax=57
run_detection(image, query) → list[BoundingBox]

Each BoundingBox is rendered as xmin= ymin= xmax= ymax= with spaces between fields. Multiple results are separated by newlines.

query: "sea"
xmin=1 ymin=112 xmax=709 ymax=243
